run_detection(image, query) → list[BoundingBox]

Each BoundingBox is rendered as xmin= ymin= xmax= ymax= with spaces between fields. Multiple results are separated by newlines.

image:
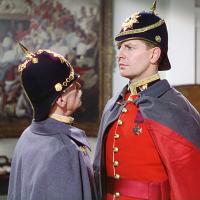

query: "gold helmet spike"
xmin=150 ymin=0 xmax=157 ymax=14
xmin=18 ymin=42 xmax=36 ymax=59
xmin=18 ymin=42 xmax=38 ymax=72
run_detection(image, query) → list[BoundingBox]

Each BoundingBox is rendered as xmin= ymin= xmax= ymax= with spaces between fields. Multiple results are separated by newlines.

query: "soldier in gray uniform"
xmin=8 ymin=44 xmax=96 ymax=200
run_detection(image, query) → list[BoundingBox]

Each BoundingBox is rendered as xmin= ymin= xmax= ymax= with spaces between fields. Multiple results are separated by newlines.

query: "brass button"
xmin=113 ymin=161 xmax=119 ymax=167
xmin=128 ymin=96 xmax=133 ymax=101
xmin=114 ymin=133 xmax=120 ymax=139
xmin=122 ymin=107 xmax=127 ymax=113
xmin=79 ymin=146 xmax=87 ymax=155
xmin=118 ymin=119 xmax=123 ymax=125
xmin=114 ymin=192 xmax=120 ymax=198
xmin=114 ymin=174 xmax=120 ymax=179
xmin=113 ymin=147 xmax=119 ymax=153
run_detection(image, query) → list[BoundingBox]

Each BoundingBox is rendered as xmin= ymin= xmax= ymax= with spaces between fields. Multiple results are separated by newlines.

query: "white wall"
xmin=113 ymin=0 xmax=196 ymax=95
xmin=195 ymin=7 xmax=200 ymax=84
xmin=166 ymin=0 xmax=195 ymax=85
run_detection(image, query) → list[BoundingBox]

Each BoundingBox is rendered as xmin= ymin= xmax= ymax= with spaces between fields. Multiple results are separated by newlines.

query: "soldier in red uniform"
xmin=93 ymin=1 xmax=200 ymax=200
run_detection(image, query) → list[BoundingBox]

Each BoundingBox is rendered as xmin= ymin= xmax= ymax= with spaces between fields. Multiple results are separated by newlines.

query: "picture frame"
xmin=0 ymin=0 xmax=113 ymax=138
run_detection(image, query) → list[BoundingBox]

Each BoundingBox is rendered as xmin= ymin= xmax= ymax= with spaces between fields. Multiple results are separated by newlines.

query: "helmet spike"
xmin=18 ymin=42 xmax=36 ymax=59
xmin=150 ymin=0 xmax=157 ymax=14
xmin=18 ymin=42 xmax=38 ymax=72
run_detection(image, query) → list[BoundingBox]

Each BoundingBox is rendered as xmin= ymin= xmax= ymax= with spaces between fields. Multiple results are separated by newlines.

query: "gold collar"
xmin=49 ymin=113 xmax=74 ymax=125
xmin=128 ymin=73 xmax=160 ymax=95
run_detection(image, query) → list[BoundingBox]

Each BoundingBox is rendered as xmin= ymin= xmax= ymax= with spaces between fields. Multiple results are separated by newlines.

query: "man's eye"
xmin=126 ymin=46 xmax=134 ymax=50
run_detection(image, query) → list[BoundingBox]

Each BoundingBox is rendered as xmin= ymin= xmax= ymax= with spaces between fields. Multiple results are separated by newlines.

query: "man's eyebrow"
xmin=116 ymin=43 xmax=121 ymax=49
xmin=124 ymin=43 xmax=136 ymax=47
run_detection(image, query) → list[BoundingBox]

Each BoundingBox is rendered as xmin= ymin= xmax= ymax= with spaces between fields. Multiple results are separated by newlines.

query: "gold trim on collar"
xmin=49 ymin=113 xmax=74 ymax=124
xmin=128 ymin=73 xmax=160 ymax=95
xmin=116 ymin=19 xmax=165 ymax=37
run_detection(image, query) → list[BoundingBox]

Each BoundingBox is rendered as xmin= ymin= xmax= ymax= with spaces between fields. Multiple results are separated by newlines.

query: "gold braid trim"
xmin=18 ymin=48 xmax=75 ymax=91
xmin=37 ymin=50 xmax=75 ymax=89
xmin=116 ymin=19 xmax=165 ymax=38
xmin=128 ymin=73 xmax=160 ymax=95
xmin=49 ymin=113 xmax=74 ymax=124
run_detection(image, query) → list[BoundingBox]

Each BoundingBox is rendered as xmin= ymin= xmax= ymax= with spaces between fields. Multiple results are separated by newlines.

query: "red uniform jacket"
xmin=93 ymin=80 xmax=200 ymax=200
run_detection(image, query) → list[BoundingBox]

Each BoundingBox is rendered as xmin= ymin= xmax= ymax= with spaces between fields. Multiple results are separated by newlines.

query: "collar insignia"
xmin=128 ymin=73 xmax=160 ymax=95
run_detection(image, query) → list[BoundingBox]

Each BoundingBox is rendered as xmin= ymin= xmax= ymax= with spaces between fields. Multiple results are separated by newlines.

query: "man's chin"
xmin=119 ymin=73 xmax=132 ymax=79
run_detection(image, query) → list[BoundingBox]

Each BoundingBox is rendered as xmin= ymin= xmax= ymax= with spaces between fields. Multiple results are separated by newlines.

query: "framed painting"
xmin=0 ymin=0 xmax=113 ymax=137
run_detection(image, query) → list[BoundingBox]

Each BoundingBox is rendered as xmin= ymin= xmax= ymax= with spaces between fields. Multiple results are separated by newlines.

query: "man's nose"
xmin=116 ymin=48 xmax=125 ymax=60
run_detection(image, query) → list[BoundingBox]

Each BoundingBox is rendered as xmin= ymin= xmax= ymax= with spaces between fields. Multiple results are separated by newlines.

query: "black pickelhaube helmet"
xmin=18 ymin=43 xmax=79 ymax=121
xmin=115 ymin=0 xmax=171 ymax=71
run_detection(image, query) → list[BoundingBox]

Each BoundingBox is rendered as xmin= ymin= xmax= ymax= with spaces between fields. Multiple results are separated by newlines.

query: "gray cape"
xmin=8 ymin=118 xmax=97 ymax=200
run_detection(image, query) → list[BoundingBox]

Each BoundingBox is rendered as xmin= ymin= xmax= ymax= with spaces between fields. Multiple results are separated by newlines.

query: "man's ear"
xmin=150 ymin=47 xmax=161 ymax=64
xmin=56 ymin=95 xmax=65 ymax=107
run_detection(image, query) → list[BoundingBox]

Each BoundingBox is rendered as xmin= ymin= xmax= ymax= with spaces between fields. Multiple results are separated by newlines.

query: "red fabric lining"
xmin=145 ymin=118 xmax=200 ymax=200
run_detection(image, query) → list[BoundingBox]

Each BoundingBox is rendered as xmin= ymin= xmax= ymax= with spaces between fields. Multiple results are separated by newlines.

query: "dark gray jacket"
xmin=8 ymin=118 xmax=97 ymax=200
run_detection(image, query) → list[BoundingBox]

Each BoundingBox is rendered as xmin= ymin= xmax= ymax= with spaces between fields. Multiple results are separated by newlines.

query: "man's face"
xmin=61 ymin=82 xmax=82 ymax=115
xmin=117 ymin=39 xmax=154 ymax=82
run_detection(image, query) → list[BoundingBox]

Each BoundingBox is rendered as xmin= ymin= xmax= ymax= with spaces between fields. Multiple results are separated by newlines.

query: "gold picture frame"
xmin=0 ymin=0 xmax=113 ymax=138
